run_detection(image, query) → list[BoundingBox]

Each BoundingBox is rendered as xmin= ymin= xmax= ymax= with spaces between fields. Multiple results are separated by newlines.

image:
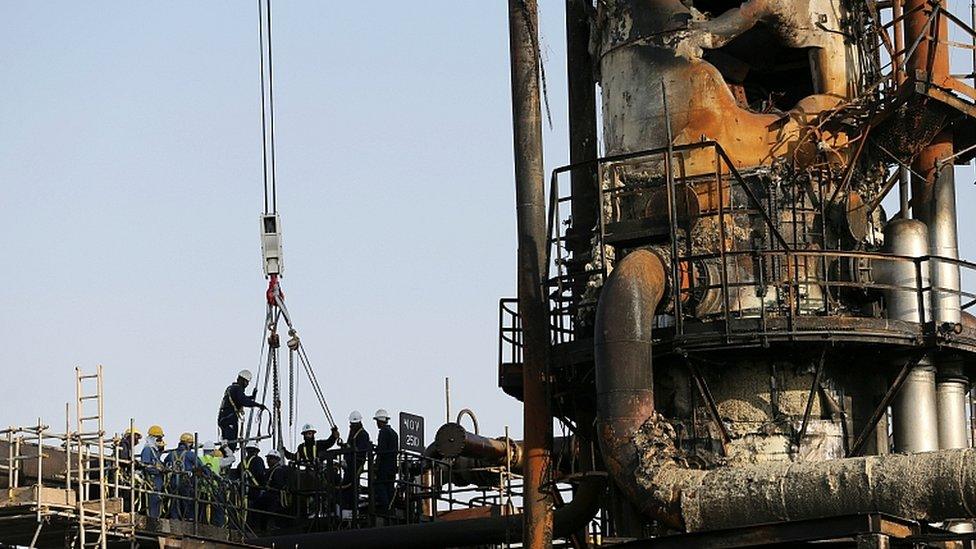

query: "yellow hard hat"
xmin=148 ymin=425 xmax=164 ymax=438
xmin=124 ymin=427 xmax=142 ymax=437
xmin=179 ymin=432 xmax=194 ymax=445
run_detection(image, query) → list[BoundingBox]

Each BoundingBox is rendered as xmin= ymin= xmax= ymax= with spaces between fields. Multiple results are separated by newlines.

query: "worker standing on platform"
xmin=117 ymin=427 xmax=142 ymax=513
xmin=282 ymin=423 xmax=340 ymax=467
xmin=373 ymin=409 xmax=399 ymax=513
xmin=218 ymin=369 xmax=267 ymax=451
xmin=165 ymin=433 xmax=203 ymax=520
xmin=141 ymin=425 xmax=166 ymax=519
xmin=119 ymin=427 xmax=142 ymax=462
xmin=239 ymin=443 xmax=266 ymax=528
xmin=340 ymin=411 xmax=371 ymax=511
xmin=199 ymin=442 xmax=235 ymax=526
xmin=258 ymin=449 xmax=290 ymax=529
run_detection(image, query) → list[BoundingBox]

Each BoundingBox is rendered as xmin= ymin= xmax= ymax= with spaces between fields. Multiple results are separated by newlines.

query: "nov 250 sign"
xmin=399 ymin=412 xmax=425 ymax=453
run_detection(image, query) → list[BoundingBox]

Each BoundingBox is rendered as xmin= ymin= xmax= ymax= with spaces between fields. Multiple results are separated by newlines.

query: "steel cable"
xmin=257 ymin=0 xmax=270 ymax=215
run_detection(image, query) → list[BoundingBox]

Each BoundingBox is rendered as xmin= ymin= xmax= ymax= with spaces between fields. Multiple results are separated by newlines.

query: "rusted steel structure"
xmin=501 ymin=0 xmax=976 ymax=545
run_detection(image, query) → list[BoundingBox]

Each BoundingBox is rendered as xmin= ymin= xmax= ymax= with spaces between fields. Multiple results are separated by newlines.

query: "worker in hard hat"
xmin=239 ymin=443 xmax=266 ymax=527
xmin=281 ymin=422 xmax=341 ymax=467
xmin=217 ymin=369 xmax=267 ymax=451
xmin=116 ymin=427 xmax=142 ymax=513
xmin=119 ymin=427 xmax=142 ymax=463
xmin=340 ymin=411 xmax=372 ymax=511
xmin=200 ymin=441 xmax=235 ymax=475
xmin=165 ymin=433 xmax=204 ymax=520
xmin=372 ymin=409 xmax=399 ymax=513
xmin=198 ymin=441 xmax=235 ymax=527
xmin=140 ymin=425 xmax=166 ymax=519
xmin=199 ymin=441 xmax=220 ymax=475
xmin=257 ymin=449 xmax=291 ymax=529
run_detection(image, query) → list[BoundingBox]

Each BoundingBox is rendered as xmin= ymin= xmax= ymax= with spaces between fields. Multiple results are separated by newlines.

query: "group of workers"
xmin=115 ymin=369 xmax=400 ymax=528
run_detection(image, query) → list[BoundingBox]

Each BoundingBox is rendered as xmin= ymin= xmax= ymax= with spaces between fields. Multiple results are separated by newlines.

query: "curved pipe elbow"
xmin=594 ymin=249 xmax=678 ymax=525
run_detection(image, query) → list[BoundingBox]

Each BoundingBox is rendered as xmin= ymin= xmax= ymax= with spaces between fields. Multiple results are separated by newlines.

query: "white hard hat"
xmin=301 ymin=423 xmax=316 ymax=434
xmin=245 ymin=442 xmax=260 ymax=451
xmin=373 ymin=409 xmax=391 ymax=421
xmin=266 ymin=449 xmax=281 ymax=459
xmin=238 ymin=369 xmax=253 ymax=382
xmin=349 ymin=410 xmax=363 ymax=423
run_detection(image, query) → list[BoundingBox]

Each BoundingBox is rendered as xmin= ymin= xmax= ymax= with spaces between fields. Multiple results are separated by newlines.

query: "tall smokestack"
xmin=507 ymin=0 xmax=554 ymax=546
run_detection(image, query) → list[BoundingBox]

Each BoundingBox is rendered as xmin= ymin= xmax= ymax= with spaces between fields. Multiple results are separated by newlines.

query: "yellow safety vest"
xmin=299 ymin=442 xmax=317 ymax=462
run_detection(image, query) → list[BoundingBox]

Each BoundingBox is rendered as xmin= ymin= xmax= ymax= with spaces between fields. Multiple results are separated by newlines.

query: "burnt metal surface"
xmin=498 ymin=0 xmax=976 ymax=541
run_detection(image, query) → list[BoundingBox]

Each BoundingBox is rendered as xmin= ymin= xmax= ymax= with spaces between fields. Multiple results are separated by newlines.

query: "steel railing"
xmin=541 ymin=140 xmax=976 ymax=348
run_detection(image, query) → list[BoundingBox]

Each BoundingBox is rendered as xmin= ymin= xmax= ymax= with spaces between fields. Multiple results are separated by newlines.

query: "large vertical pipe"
xmin=508 ymin=1 xmax=554 ymax=546
xmin=905 ymin=0 xmax=967 ymax=450
xmin=565 ymin=0 xmax=599 ymax=320
xmin=914 ymin=133 xmax=961 ymax=326
xmin=594 ymin=249 xmax=671 ymax=525
xmin=893 ymin=364 xmax=940 ymax=452
xmin=884 ymin=219 xmax=940 ymax=453
xmin=938 ymin=363 xmax=970 ymax=449
xmin=905 ymin=0 xmax=949 ymax=84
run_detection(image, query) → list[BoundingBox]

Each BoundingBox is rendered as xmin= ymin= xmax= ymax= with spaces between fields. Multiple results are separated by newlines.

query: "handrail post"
xmin=193 ymin=432 xmax=199 ymax=533
xmin=13 ymin=435 xmax=21 ymax=488
xmin=6 ymin=428 xmax=12 ymax=490
xmin=716 ymin=145 xmax=732 ymax=338
xmin=36 ymin=418 xmax=43 ymax=526
xmin=129 ymin=418 xmax=135 ymax=541
xmin=64 ymin=404 xmax=71 ymax=495
xmin=916 ymin=257 xmax=928 ymax=325
xmin=662 ymin=81 xmax=683 ymax=334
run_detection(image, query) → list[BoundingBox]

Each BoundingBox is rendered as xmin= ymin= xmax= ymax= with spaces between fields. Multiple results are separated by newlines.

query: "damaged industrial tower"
xmin=497 ymin=0 xmax=976 ymax=543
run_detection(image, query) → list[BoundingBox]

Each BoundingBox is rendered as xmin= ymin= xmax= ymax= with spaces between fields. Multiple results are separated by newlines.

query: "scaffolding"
xmin=0 ymin=367 xmax=130 ymax=548
xmin=0 ymin=367 xmax=576 ymax=548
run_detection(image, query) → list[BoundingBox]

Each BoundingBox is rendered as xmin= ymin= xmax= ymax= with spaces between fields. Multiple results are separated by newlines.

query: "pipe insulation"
xmin=654 ymin=448 xmax=976 ymax=531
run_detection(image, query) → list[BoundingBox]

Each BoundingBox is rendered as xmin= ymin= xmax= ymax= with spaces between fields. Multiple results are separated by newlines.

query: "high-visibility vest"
xmin=201 ymin=454 xmax=221 ymax=475
xmin=299 ymin=442 xmax=316 ymax=463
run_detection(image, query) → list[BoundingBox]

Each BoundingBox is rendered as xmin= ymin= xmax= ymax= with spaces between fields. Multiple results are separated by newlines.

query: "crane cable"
xmin=258 ymin=0 xmax=277 ymax=215
xmin=247 ymin=0 xmax=338 ymax=446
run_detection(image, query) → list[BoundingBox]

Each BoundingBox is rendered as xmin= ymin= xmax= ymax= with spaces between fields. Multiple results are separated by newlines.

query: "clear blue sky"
xmin=0 ymin=2 xmax=574 ymax=446
xmin=3 ymin=2 xmax=976 ymax=450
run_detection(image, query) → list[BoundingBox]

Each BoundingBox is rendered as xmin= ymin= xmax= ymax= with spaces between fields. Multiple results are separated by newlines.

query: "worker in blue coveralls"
xmin=217 ymin=369 xmax=267 ymax=451
xmin=165 ymin=433 xmax=204 ymax=520
xmin=141 ymin=425 xmax=166 ymax=519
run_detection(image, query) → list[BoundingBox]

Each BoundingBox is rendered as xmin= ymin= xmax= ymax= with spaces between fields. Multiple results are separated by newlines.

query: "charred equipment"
xmin=500 ymin=0 xmax=976 ymax=545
